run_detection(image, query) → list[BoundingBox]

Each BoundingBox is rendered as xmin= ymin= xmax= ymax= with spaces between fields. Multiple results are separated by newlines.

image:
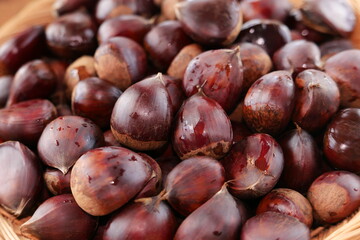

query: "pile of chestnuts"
xmin=0 ymin=0 xmax=359 ymax=239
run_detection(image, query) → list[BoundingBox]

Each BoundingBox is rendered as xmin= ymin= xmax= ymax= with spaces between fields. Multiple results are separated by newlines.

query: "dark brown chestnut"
xmin=172 ymin=92 xmax=233 ymax=160
xmin=103 ymin=197 xmax=178 ymax=240
xmin=44 ymin=168 xmax=72 ymax=195
xmin=7 ymin=59 xmax=57 ymax=106
xmin=300 ymin=0 xmax=356 ymax=37
xmin=156 ymin=156 xmax=181 ymax=187
xmin=37 ymin=116 xmax=104 ymax=174
xmin=20 ymin=194 xmax=98 ymax=240
xmin=94 ymin=36 xmax=147 ymax=91
xmin=0 ymin=141 xmax=42 ymax=217
xmin=0 ymin=75 xmax=12 ymax=107
xmin=174 ymin=184 xmax=246 ymax=240
xmin=241 ymin=212 xmax=310 ymax=240
xmin=98 ymin=15 xmax=152 ymax=44
xmin=323 ymin=108 xmax=360 ymax=173
xmin=46 ymin=11 xmax=97 ymax=59
xmin=111 ymin=74 xmax=173 ymax=151
xmin=324 ymin=49 xmax=360 ymax=108
xmin=72 ymin=77 xmax=122 ymax=129
xmin=144 ymin=20 xmax=192 ymax=71
xmin=175 ymin=0 xmax=242 ymax=46
xmin=163 ymin=156 xmax=225 ymax=216
xmin=70 ymin=146 xmax=153 ymax=216
xmin=222 ymin=133 xmax=284 ymax=199
xmin=292 ymin=69 xmax=340 ymax=132
xmin=307 ymin=171 xmax=360 ymax=223
xmin=0 ymin=99 xmax=57 ymax=146
xmin=0 ymin=26 xmax=45 ymax=74
xmin=182 ymin=48 xmax=243 ymax=113
xmin=278 ymin=127 xmax=321 ymax=192
xmin=256 ymin=188 xmax=313 ymax=227
xmin=242 ymin=70 xmax=295 ymax=136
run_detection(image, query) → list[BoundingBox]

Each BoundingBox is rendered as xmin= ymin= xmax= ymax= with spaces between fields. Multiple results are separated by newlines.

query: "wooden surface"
xmin=0 ymin=0 xmax=33 ymax=26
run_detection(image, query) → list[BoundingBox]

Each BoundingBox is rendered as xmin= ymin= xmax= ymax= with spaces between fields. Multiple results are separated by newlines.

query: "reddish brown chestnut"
xmin=222 ymin=133 xmax=284 ymax=199
xmin=292 ymin=69 xmax=340 ymax=132
xmin=324 ymin=49 xmax=360 ymax=108
xmin=257 ymin=188 xmax=313 ymax=227
xmin=44 ymin=168 xmax=71 ymax=195
xmin=0 ymin=141 xmax=42 ymax=217
xmin=144 ymin=20 xmax=192 ymax=71
xmin=0 ymin=99 xmax=57 ymax=146
xmin=175 ymin=0 xmax=242 ymax=46
xmin=111 ymin=74 xmax=174 ymax=151
xmin=174 ymin=184 xmax=246 ymax=240
xmin=103 ymin=197 xmax=178 ymax=240
xmin=37 ymin=116 xmax=104 ymax=174
xmin=323 ymin=108 xmax=360 ymax=173
xmin=94 ymin=36 xmax=147 ymax=91
xmin=72 ymin=77 xmax=122 ymax=129
xmin=242 ymin=70 xmax=295 ymax=136
xmin=307 ymin=171 xmax=360 ymax=223
xmin=172 ymin=92 xmax=233 ymax=160
xmin=163 ymin=156 xmax=225 ymax=216
xmin=70 ymin=146 xmax=153 ymax=216
xmin=241 ymin=212 xmax=310 ymax=240
xmin=7 ymin=59 xmax=57 ymax=106
xmin=183 ymin=48 xmax=243 ymax=113
xmin=20 ymin=194 xmax=98 ymax=240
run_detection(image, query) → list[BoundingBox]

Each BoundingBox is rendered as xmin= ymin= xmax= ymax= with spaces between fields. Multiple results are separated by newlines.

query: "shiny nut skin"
xmin=44 ymin=168 xmax=71 ymax=195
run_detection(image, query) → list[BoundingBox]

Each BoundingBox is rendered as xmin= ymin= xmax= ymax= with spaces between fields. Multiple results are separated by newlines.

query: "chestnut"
xmin=98 ymin=15 xmax=152 ymax=44
xmin=161 ymin=74 xmax=186 ymax=114
xmin=144 ymin=20 xmax=192 ymax=71
xmin=242 ymin=70 xmax=295 ymax=136
xmin=307 ymin=171 xmax=360 ymax=224
xmin=0 ymin=75 xmax=12 ymax=107
xmin=46 ymin=11 xmax=97 ymax=59
xmin=94 ymin=36 xmax=147 ymax=91
xmin=240 ymin=0 xmax=292 ymax=22
xmin=103 ymin=197 xmax=178 ymax=240
xmin=292 ymin=69 xmax=340 ymax=132
xmin=70 ymin=146 xmax=153 ymax=216
xmin=182 ymin=48 xmax=244 ymax=113
xmin=256 ymin=188 xmax=313 ymax=227
xmin=241 ymin=212 xmax=310 ymax=240
xmin=0 ymin=141 xmax=42 ymax=217
xmin=53 ymin=0 xmax=97 ymax=16
xmin=319 ymin=39 xmax=354 ymax=61
xmin=111 ymin=74 xmax=174 ymax=151
xmin=37 ymin=116 xmax=104 ymax=174
xmin=161 ymin=0 xmax=182 ymax=20
xmin=174 ymin=184 xmax=247 ymax=240
xmin=0 ymin=26 xmax=45 ymax=74
xmin=164 ymin=156 xmax=225 ymax=216
xmin=175 ymin=0 xmax=242 ymax=46
xmin=104 ymin=130 xmax=122 ymax=147
xmin=324 ymin=49 xmax=360 ymax=108
xmin=72 ymin=77 xmax=122 ymax=129
xmin=0 ymin=99 xmax=57 ymax=146
xmin=7 ymin=59 xmax=57 ymax=106
xmin=222 ymin=133 xmax=284 ymax=199
xmin=20 ymin=194 xmax=98 ymax=240
xmin=172 ymin=91 xmax=233 ymax=160
xmin=44 ymin=168 xmax=71 ymax=195
xmin=323 ymin=108 xmax=360 ymax=173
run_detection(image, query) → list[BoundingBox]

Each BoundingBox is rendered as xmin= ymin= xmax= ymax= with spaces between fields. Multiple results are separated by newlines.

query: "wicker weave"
xmin=0 ymin=0 xmax=359 ymax=239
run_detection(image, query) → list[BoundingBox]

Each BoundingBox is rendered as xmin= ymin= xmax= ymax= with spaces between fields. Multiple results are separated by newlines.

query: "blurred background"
xmin=0 ymin=0 xmax=32 ymax=25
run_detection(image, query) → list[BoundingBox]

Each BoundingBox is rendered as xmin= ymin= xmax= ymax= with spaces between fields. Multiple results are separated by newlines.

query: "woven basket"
xmin=0 ymin=0 xmax=359 ymax=239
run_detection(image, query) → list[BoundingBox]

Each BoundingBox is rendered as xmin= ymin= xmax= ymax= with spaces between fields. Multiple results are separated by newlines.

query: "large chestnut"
xmin=103 ymin=197 xmax=178 ymax=240
xmin=323 ymin=108 xmax=360 ymax=173
xmin=163 ymin=156 xmax=225 ymax=216
xmin=222 ymin=133 xmax=284 ymax=199
xmin=242 ymin=70 xmax=295 ymax=136
xmin=111 ymin=74 xmax=174 ymax=151
xmin=175 ymin=0 xmax=242 ymax=46
xmin=94 ymin=36 xmax=147 ymax=91
xmin=0 ymin=141 xmax=42 ymax=217
xmin=172 ymin=91 xmax=233 ymax=160
xmin=182 ymin=48 xmax=243 ymax=113
xmin=70 ymin=146 xmax=153 ymax=216
xmin=307 ymin=171 xmax=360 ymax=223
xmin=0 ymin=99 xmax=57 ymax=146
xmin=37 ymin=116 xmax=104 ymax=174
